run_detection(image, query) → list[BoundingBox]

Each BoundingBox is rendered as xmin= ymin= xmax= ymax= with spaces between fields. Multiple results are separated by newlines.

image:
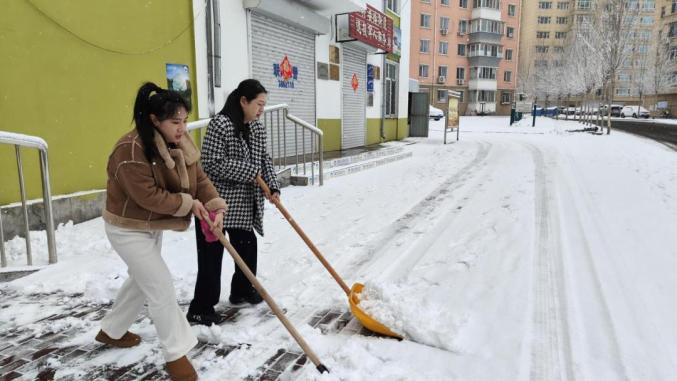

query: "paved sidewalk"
xmin=0 ymin=288 xmax=374 ymax=380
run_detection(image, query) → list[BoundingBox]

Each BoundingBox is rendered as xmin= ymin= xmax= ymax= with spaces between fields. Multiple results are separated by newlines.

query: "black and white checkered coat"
xmin=201 ymin=114 xmax=279 ymax=236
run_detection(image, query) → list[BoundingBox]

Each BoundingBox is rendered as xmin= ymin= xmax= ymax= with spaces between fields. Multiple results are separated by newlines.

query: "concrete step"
xmin=290 ymin=147 xmax=413 ymax=185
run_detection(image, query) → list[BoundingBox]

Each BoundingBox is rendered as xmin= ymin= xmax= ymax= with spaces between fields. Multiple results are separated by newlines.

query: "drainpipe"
xmin=380 ymin=0 xmax=387 ymax=142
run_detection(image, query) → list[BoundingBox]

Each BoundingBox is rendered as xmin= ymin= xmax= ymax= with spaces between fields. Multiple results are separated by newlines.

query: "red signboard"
xmin=348 ymin=5 xmax=393 ymax=53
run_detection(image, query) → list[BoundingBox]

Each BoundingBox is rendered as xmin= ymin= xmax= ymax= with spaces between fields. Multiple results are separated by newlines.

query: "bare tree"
xmin=575 ymin=0 xmax=642 ymax=134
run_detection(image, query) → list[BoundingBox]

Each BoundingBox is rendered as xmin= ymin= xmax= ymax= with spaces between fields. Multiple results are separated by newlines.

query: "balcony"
xmin=468 ymin=78 xmax=497 ymax=91
xmin=468 ymin=55 xmax=501 ymax=67
xmin=471 ymin=8 xmax=501 ymax=21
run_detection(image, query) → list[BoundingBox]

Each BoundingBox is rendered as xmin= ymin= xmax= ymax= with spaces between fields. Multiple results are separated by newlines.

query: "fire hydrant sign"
xmin=349 ymin=5 xmax=393 ymax=53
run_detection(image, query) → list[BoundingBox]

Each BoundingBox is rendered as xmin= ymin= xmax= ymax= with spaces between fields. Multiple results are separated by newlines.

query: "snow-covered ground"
xmin=2 ymin=115 xmax=677 ymax=380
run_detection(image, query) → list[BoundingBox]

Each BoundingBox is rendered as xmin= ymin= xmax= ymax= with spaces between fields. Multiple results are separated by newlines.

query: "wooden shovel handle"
xmin=256 ymin=176 xmax=351 ymax=296
xmin=200 ymin=215 xmax=328 ymax=373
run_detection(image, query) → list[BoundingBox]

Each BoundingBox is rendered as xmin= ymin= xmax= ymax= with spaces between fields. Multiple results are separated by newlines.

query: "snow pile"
xmin=358 ymin=281 xmax=464 ymax=352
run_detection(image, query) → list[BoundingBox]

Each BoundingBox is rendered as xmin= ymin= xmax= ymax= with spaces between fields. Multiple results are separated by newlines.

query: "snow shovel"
xmin=256 ymin=176 xmax=402 ymax=339
xmin=200 ymin=213 xmax=329 ymax=374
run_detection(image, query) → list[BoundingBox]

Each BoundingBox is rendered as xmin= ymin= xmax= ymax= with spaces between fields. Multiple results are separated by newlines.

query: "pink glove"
xmin=199 ymin=211 xmax=219 ymax=243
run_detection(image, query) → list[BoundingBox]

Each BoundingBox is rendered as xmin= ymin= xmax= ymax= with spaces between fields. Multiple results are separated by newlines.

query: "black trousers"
xmin=189 ymin=217 xmax=258 ymax=315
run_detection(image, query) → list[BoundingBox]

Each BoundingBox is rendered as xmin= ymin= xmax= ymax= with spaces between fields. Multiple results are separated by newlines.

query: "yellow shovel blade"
xmin=348 ymin=283 xmax=403 ymax=339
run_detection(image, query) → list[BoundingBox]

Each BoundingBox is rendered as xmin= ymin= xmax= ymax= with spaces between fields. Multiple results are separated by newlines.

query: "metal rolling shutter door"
xmin=341 ymin=44 xmax=366 ymax=149
xmin=250 ymin=12 xmax=316 ymax=158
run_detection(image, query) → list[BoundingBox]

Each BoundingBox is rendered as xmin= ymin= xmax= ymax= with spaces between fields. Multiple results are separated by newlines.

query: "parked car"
xmin=600 ymin=104 xmax=623 ymax=117
xmin=429 ymin=105 xmax=444 ymax=121
xmin=620 ymin=105 xmax=650 ymax=118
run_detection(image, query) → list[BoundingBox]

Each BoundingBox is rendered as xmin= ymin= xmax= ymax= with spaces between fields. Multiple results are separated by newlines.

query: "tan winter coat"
xmin=103 ymin=129 xmax=226 ymax=231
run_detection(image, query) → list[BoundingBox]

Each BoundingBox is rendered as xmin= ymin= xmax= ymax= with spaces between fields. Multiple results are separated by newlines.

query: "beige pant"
xmin=101 ymin=223 xmax=197 ymax=361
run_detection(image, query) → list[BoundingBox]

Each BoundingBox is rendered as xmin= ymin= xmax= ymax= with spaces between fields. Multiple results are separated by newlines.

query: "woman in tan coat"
xmin=97 ymin=82 xmax=226 ymax=381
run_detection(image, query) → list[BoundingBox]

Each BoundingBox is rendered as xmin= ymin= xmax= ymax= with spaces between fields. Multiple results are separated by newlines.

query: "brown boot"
xmin=95 ymin=330 xmax=141 ymax=348
xmin=166 ymin=356 xmax=197 ymax=381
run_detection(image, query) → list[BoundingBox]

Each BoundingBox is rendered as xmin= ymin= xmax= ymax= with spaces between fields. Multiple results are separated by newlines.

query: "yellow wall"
xmin=317 ymin=119 xmax=342 ymax=152
xmin=0 ymin=0 xmax=197 ymax=205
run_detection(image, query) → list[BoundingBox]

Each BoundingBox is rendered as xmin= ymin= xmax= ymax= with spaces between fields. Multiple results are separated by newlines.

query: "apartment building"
xmin=410 ymin=0 xmax=520 ymax=115
xmin=519 ymin=0 xmax=659 ymax=104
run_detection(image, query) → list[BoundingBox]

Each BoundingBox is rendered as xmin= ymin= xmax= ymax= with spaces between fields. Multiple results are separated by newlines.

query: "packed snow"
xmin=2 ymin=115 xmax=677 ymax=380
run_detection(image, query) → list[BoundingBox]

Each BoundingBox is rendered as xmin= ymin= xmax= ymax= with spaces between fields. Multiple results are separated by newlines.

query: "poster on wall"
xmin=166 ymin=64 xmax=192 ymax=107
xmin=273 ymin=55 xmax=299 ymax=88
xmin=367 ymin=64 xmax=374 ymax=93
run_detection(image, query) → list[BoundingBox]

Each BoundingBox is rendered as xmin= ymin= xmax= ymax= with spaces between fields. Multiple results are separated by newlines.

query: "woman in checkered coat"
xmin=187 ymin=79 xmax=280 ymax=326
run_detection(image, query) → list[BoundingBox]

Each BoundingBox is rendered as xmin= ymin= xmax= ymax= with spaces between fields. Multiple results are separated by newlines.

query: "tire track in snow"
xmin=526 ymin=143 xmax=575 ymax=381
xmin=349 ymin=140 xmax=493 ymax=280
xmin=555 ymin=157 xmax=630 ymax=381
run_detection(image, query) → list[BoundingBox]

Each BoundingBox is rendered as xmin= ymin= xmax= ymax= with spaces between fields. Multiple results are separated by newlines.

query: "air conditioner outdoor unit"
xmin=438 ymin=76 xmax=446 ymax=84
xmin=441 ymin=28 xmax=448 ymax=35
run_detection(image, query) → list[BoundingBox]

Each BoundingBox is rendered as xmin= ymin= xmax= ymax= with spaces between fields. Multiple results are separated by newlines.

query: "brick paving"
xmin=0 ymin=288 xmax=381 ymax=381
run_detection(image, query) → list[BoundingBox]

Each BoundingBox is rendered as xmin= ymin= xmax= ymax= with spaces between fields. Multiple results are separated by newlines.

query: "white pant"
xmin=101 ymin=223 xmax=197 ymax=361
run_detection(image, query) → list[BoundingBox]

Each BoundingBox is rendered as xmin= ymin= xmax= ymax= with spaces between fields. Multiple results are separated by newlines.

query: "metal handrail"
xmin=188 ymin=104 xmax=324 ymax=185
xmin=0 ymin=131 xmax=57 ymax=267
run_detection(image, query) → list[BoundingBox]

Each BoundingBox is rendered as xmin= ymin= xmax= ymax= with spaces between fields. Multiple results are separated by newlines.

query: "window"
xmin=468 ymin=43 xmax=503 ymax=57
xmin=673 ymin=0 xmax=677 ymax=13
xmin=504 ymin=71 xmax=512 ymax=82
xmin=536 ymin=45 xmax=549 ymax=53
xmin=439 ymin=41 xmax=449 ymax=54
xmin=438 ymin=65 xmax=448 ymax=78
xmin=577 ymin=0 xmax=590 ymax=9
xmin=472 ymin=0 xmax=500 ymax=8
xmin=638 ymin=44 xmax=649 ymax=54
xmin=420 ymin=39 xmax=431 ymax=53
xmin=456 ymin=67 xmax=465 ymax=79
xmin=505 ymin=49 xmax=513 ymax=60
xmin=644 ymin=0 xmax=655 ymax=10
xmin=476 ymin=90 xmax=496 ymax=102
xmin=616 ymin=88 xmax=631 ymax=96
xmin=419 ymin=64 xmax=429 ymax=77
xmin=670 ymin=22 xmax=677 ymax=37
xmin=553 ymin=46 xmax=565 ymax=53
xmin=538 ymin=16 xmax=552 ymax=24
xmin=422 ymin=0 xmax=431 ymax=3
xmin=501 ymin=92 xmax=511 ymax=104
xmin=437 ymin=89 xmax=448 ymax=103
xmin=507 ymin=26 xmax=515 ymax=38
xmin=470 ymin=19 xmax=504 ymax=34
xmin=386 ymin=0 xmax=399 ymax=13
xmin=458 ymin=91 xmax=464 ymax=102
xmin=440 ymin=16 xmax=450 ymax=30
xmin=555 ymin=31 xmax=567 ymax=39
xmin=508 ymin=4 xmax=516 ymax=15
xmin=441 ymin=0 xmax=450 ymax=5
xmin=536 ymin=31 xmax=550 ymax=39
xmin=535 ymin=59 xmax=548 ymax=67
xmin=617 ymin=72 xmax=631 ymax=81
xmin=460 ymin=0 xmax=468 ymax=7
xmin=458 ymin=44 xmax=466 ymax=56
xmin=539 ymin=1 xmax=552 ymax=9
xmin=557 ymin=1 xmax=569 ymax=9
xmin=557 ymin=16 xmax=568 ymax=24
xmin=421 ymin=14 xmax=432 ymax=28
xmin=385 ymin=61 xmax=398 ymax=117
xmin=470 ymin=66 xmax=497 ymax=79
xmin=458 ymin=20 xmax=468 ymax=34
xmin=640 ymin=16 xmax=654 ymax=25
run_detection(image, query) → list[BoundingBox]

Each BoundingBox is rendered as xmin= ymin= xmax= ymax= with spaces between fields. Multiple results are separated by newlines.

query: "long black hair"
xmin=218 ymin=79 xmax=267 ymax=141
xmin=133 ymin=82 xmax=191 ymax=161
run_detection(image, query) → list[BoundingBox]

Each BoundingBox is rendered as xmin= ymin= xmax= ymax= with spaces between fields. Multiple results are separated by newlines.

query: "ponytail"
xmin=218 ymin=79 xmax=267 ymax=142
xmin=132 ymin=82 xmax=192 ymax=161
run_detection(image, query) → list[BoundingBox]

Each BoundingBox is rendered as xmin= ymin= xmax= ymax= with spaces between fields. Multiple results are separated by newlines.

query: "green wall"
xmin=0 ymin=0 xmax=197 ymax=205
